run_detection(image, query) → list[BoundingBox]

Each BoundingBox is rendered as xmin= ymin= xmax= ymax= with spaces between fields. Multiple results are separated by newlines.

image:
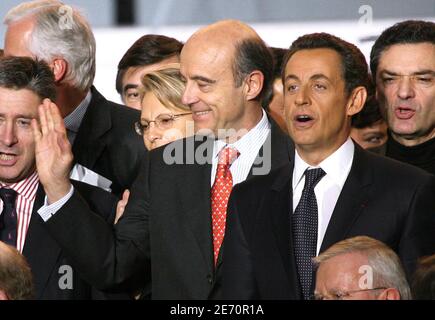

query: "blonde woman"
xmin=134 ymin=63 xmax=193 ymax=150
xmin=116 ymin=65 xmax=192 ymax=227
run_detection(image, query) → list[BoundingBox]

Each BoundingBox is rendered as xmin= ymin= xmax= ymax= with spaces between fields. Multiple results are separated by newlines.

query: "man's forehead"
xmin=378 ymin=43 xmax=435 ymax=70
xmin=180 ymin=43 xmax=233 ymax=75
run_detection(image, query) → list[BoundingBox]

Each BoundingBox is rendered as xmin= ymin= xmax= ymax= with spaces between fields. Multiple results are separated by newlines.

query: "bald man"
xmin=35 ymin=20 xmax=293 ymax=299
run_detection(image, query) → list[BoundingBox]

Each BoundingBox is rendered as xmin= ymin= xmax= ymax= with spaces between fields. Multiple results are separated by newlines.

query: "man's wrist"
xmin=44 ymin=181 xmax=72 ymax=204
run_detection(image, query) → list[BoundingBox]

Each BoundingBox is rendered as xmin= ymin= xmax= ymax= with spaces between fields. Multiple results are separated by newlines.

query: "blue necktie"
xmin=0 ymin=188 xmax=18 ymax=247
xmin=292 ymin=168 xmax=326 ymax=300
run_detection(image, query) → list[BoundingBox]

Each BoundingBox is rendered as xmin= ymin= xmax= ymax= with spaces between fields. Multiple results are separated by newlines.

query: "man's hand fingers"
xmin=38 ymin=103 xmax=48 ymax=136
xmin=31 ymin=118 xmax=42 ymax=143
xmin=49 ymin=100 xmax=67 ymax=135
xmin=44 ymin=99 xmax=56 ymax=132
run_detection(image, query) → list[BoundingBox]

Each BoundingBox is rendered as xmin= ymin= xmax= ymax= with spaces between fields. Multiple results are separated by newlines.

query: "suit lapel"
xmin=72 ymin=86 xmax=111 ymax=169
xmin=176 ymin=137 xmax=215 ymax=273
xmin=22 ymin=185 xmax=62 ymax=299
xmin=247 ymin=116 xmax=293 ymax=179
xmin=320 ymin=146 xmax=373 ymax=252
xmin=269 ymin=164 xmax=301 ymax=296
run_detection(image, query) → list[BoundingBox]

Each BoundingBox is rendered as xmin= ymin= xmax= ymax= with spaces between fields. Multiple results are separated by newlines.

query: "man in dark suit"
xmin=0 ymin=56 xmax=120 ymax=299
xmin=370 ymin=20 xmax=435 ymax=175
xmin=3 ymin=0 xmax=144 ymax=196
xmin=32 ymin=20 xmax=293 ymax=299
xmin=222 ymin=33 xmax=435 ymax=300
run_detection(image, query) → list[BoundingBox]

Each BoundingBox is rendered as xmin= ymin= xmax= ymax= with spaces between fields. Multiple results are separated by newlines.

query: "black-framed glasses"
xmin=134 ymin=112 xmax=192 ymax=136
xmin=312 ymin=287 xmax=387 ymax=300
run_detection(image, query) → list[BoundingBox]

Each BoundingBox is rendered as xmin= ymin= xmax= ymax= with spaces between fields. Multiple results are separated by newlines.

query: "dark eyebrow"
xmin=0 ymin=113 xmax=35 ymax=119
xmin=191 ymin=76 xmax=216 ymax=84
xmin=381 ymin=69 xmax=435 ymax=76
xmin=123 ymin=84 xmax=138 ymax=93
xmin=310 ymin=73 xmax=331 ymax=82
xmin=284 ymin=74 xmax=299 ymax=83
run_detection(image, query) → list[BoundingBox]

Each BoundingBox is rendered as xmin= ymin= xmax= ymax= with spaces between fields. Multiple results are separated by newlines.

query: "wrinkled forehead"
xmin=180 ymin=39 xmax=235 ymax=77
xmin=378 ymin=43 xmax=435 ymax=74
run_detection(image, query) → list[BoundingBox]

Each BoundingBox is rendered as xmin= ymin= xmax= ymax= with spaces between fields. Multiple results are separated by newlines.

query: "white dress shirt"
xmin=211 ymin=109 xmax=271 ymax=186
xmin=292 ymin=138 xmax=354 ymax=254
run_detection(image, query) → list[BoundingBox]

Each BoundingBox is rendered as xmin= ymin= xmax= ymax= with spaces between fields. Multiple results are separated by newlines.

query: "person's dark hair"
xmin=262 ymin=47 xmax=289 ymax=109
xmin=116 ymin=34 xmax=183 ymax=94
xmin=232 ymin=37 xmax=274 ymax=108
xmin=370 ymin=20 xmax=435 ymax=81
xmin=0 ymin=242 xmax=34 ymax=300
xmin=282 ymin=33 xmax=370 ymax=96
xmin=351 ymin=95 xmax=383 ymax=128
xmin=351 ymin=78 xmax=382 ymax=128
xmin=0 ymin=56 xmax=56 ymax=101
xmin=412 ymin=254 xmax=435 ymax=300
xmin=271 ymin=47 xmax=289 ymax=80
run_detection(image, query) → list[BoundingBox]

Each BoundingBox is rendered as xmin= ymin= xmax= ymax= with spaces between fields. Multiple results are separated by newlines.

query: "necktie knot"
xmin=217 ymin=147 xmax=239 ymax=166
xmin=0 ymin=188 xmax=17 ymax=207
xmin=304 ymin=168 xmax=326 ymax=190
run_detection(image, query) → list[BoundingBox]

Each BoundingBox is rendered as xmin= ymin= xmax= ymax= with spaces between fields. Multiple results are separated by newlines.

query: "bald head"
xmin=188 ymin=20 xmax=261 ymax=46
xmin=181 ymin=20 xmax=273 ymax=105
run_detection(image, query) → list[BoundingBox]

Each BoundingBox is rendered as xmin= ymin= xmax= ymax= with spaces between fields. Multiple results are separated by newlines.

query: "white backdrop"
xmin=93 ymin=16 xmax=435 ymax=104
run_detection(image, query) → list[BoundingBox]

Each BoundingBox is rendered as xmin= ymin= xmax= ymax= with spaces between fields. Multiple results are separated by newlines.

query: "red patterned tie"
xmin=211 ymin=147 xmax=239 ymax=265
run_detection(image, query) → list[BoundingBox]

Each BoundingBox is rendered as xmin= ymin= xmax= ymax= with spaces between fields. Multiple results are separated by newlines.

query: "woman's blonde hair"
xmin=140 ymin=63 xmax=189 ymax=113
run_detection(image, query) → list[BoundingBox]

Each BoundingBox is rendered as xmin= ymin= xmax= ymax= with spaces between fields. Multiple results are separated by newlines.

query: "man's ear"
xmin=51 ymin=58 xmax=68 ymax=83
xmin=243 ymin=70 xmax=264 ymax=101
xmin=346 ymin=86 xmax=367 ymax=116
xmin=377 ymin=288 xmax=401 ymax=300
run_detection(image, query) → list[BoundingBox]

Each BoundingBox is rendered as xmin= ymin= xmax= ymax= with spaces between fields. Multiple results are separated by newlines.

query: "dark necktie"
xmin=0 ymin=188 xmax=18 ymax=247
xmin=292 ymin=168 xmax=326 ymax=300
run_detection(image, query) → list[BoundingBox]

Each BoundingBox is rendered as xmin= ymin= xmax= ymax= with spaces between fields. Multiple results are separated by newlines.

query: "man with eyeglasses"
xmin=370 ymin=20 xmax=435 ymax=175
xmin=313 ymin=236 xmax=411 ymax=300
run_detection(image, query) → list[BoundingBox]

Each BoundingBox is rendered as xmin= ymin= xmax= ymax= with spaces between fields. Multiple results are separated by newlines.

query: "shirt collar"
xmin=64 ymin=90 xmax=92 ymax=133
xmin=293 ymin=137 xmax=354 ymax=190
xmin=213 ymin=109 xmax=270 ymax=160
xmin=0 ymin=171 xmax=39 ymax=201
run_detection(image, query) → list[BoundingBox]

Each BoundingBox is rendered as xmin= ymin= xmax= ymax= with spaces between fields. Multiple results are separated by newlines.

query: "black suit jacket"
xmin=222 ymin=144 xmax=435 ymax=299
xmin=43 ymin=118 xmax=294 ymax=299
xmin=72 ymin=87 xmax=145 ymax=196
xmin=23 ymin=181 xmax=121 ymax=299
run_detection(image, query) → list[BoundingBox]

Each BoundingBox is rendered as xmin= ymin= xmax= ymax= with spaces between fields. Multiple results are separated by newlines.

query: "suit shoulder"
xmin=363 ymin=150 xmax=433 ymax=183
xmin=106 ymin=100 xmax=141 ymax=124
xmin=233 ymin=163 xmax=292 ymax=196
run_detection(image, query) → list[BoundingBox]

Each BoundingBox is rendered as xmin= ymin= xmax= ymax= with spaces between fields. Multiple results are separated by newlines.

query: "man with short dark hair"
xmin=222 ymin=32 xmax=435 ymax=300
xmin=116 ymin=34 xmax=183 ymax=109
xmin=0 ymin=241 xmax=34 ymax=300
xmin=4 ymin=0 xmax=144 ymax=196
xmin=0 ymin=56 xmax=118 ymax=299
xmin=370 ymin=20 xmax=435 ymax=174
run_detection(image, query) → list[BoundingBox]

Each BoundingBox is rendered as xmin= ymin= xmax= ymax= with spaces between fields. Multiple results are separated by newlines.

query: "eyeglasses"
xmin=134 ymin=112 xmax=192 ymax=136
xmin=312 ymin=287 xmax=387 ymax=300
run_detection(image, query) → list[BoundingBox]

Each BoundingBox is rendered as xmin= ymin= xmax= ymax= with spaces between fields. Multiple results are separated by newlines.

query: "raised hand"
xmin=32 ymin=99 xmax=73 ymax=204
xmin=114 ymin=189 xmax=130 ymax=224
